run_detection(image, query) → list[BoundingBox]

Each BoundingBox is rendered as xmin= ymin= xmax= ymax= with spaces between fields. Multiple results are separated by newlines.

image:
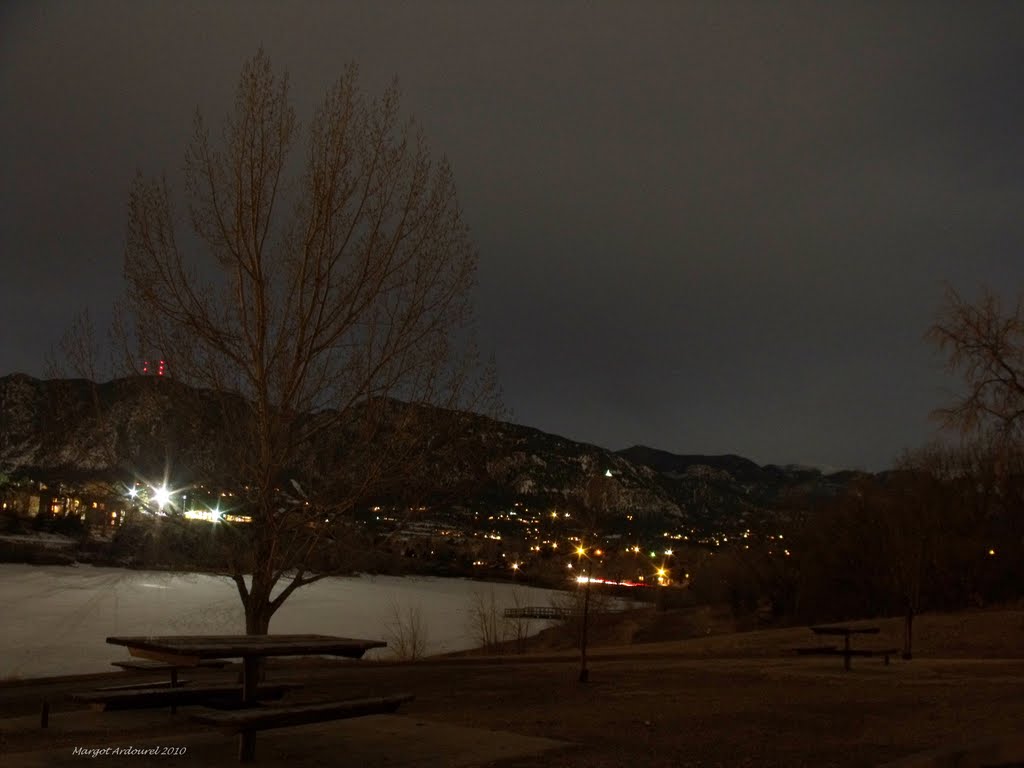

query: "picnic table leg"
xmin=170 ymin=669 xmax=178 ymax=714
xmin=843 ymin=635 xmax=851 ymax=671
xmin=239 ymin=657 xmax=259 ymax=762
xmin=239 ymin=729 xmax=256 ymax=763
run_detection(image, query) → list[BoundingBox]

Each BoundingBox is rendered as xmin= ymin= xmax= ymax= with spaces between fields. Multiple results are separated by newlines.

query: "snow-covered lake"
xmin=0 ymin=564 xmax=569 ymax=679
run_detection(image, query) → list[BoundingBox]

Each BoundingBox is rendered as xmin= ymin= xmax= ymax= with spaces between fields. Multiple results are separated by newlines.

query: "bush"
xmin=382 ymin=596 xmax=429 ymax=661
xmin=466 ymin=587 xmax=507 ymax=652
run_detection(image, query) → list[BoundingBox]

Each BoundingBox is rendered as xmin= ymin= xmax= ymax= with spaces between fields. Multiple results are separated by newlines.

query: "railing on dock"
xmin=503 ymin=606 xmax=578 ymax=620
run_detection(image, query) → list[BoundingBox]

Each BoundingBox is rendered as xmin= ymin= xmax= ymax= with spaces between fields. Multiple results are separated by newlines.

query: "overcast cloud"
xmin=2 ymin=1 xmax=1023 ymax=470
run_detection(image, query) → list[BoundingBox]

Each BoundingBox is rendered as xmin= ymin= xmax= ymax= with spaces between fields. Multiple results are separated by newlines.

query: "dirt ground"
xmin=2 ymin=607 xmax=1023 ymax=767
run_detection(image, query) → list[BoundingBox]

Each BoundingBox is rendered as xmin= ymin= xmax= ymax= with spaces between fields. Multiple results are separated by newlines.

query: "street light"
xmin=152 ymin=485 xmax=171 ymax=511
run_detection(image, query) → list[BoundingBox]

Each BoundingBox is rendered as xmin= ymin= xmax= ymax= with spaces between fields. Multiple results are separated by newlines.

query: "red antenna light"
xmin=141 ymin=359 xmax=167 ymax=376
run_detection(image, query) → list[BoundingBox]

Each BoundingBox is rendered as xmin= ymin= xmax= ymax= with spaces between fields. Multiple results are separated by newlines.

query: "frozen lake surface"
xmin=0 ymin=564 xmax=570 ymax=679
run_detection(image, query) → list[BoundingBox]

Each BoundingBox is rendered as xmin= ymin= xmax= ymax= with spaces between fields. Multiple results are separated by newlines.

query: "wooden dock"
xmin=503 ymin=606 xmax=579 ymax=620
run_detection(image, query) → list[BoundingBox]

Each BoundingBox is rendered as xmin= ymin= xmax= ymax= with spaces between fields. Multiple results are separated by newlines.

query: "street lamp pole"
xmin=576 ymin=543 xmax=591 ymax=683
xmin=577 ymin=468 xmax=616 ymax=685
xmin=579 ymin=560 xmax=591 ymax=683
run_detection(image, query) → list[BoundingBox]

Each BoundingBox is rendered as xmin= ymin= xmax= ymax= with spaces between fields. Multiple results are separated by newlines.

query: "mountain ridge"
xmin=0 ymin=374 xmax=869 ymax=531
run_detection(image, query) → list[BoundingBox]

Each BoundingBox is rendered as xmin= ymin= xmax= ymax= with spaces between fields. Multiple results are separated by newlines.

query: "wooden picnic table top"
xmin=106 ymin=634 xmax=386 ymax=665
xmin=810 ymin=625 xmax=881 ymax=636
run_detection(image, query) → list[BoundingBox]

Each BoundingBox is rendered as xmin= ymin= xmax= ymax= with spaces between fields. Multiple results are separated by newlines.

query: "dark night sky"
xmin=2 ymin=2 xmax=1023 ymax=471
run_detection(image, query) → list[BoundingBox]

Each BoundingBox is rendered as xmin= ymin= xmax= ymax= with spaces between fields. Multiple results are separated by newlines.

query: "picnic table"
xmin=805 ymin=625 xmax=897 ymax=670
xmin=107 ymin=634 xmax=385 ymax=705
xmin=104 ymin=634 xmax=392 ymax=761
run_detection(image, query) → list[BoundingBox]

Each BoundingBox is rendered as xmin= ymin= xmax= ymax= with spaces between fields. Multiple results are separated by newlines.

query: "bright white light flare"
xmin=152 ymin=485 xmax=171 ymax=509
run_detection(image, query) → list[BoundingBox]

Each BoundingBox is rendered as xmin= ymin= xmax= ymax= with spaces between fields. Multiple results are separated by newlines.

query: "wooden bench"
xmin=72 ymin=683 xmax=301 ymax=712
xmin=191 ymin=693 xmax=415 ymax=762
xmin=95 ymin=679 xmax=193 ymax=692
xmin=111 ymin=659 xmax=228 ymax=671
xmin=111 ymin=659 xmax=228 ymax=695
xmin=107 ymin=660 xmax=231 ymax=712
xmin=112 ymin=659 xmax=226 ymax=682
xmin=843 ymin=647 xmax=900 ymax=665
xmin=794 ymin=646 xmax=901 ymax=666
xmin=791 ymin=645 xmax=838 ymax=655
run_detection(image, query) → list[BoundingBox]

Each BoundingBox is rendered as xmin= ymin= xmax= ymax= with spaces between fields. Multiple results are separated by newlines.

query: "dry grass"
xmin=473 ymin=602 xmax=1024 ymax=661
xmin=2 ymin=606 xmax=1023 ymax=767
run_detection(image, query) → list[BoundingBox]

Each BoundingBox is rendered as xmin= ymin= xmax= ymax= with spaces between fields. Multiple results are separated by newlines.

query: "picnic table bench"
xmin=192 ymin=693 xmax=415 ymax=760
xmin=795 ymin=625 xmax=899 ymax=670
xmin=791 ymin=644 xmax=838 ymax=655
xmin=95 ymin=679 xmax=194 ymax=692
xmin=112 ymin=658 xmax=228 ymax=674
xmin=72 ymin=682 xmax=301 ymax=712
xmin=110 ymin=658 xmax=228 ymax=695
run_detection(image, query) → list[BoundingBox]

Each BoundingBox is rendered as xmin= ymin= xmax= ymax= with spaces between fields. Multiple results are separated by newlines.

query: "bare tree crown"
xmin=122 ymin=49 xmax=491 ymax=633
xmin=126 ymin=52 xmax=478 ymax=420
xmin=928 ymin=286 xmax=1024 ymax=446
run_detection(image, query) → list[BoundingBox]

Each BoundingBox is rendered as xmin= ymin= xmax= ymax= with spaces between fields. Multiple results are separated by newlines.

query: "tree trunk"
xmin=245 ymin=604 xmax=272 ymax=635
xmin=242 ymin=578 xmax=273 ymax=685
xmin=244 ymin=564 xmax=275 ymax=636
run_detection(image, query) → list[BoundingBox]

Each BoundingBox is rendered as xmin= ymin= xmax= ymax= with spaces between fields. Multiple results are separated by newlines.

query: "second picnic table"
xmin=809 ymin=625 xmax=882 ymax=670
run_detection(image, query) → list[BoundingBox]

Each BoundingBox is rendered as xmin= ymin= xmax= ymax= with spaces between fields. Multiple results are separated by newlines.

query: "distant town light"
xmin=152 ymin=485 xmax=171 ymax=509
xmin=184 ymin=509 xmax=219 ymax=523
xmin=604 ymin=469 xmax=613 ymax=477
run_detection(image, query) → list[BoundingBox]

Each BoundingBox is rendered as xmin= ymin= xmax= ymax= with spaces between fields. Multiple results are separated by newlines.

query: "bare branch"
xmin=928 ymin=285 xmax=1024 ymax=445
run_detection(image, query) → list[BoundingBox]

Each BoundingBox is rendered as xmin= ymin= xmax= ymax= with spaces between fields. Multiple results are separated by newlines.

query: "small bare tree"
xmin=123 ymin=50 xmax=494 ymax=634
xmin=465 ymin=586 xmax=507 ymax=652
xmin=382 ymin=595 xmax=429 ymax=661
xmin=505 ymin=586 xmax=534 ymax=653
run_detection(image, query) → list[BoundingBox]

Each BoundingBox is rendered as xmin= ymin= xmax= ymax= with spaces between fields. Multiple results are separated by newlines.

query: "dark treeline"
xmin=689 ymin=436 xmax=1023 ymax=656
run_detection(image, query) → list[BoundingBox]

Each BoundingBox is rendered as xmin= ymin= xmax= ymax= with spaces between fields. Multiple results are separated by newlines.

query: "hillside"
xmin=0 ymin=374 xmax=864 ymax=531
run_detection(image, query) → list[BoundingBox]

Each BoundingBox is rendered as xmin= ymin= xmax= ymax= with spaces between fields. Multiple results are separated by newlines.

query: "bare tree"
xmin=465 ymin=586 xmax=507 ymax=652
xmin=382 ymin=595 xmax=429 ymax=661
xmin=929 ymin=286 xmax=1024 ymax=446
xmin=123 ymin=50 xmax=494 ymax=634
xmin=928 ymin=286 xmax=1024 ymax=598
xmin=45 ymin=309 xmax=101 ymax=384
